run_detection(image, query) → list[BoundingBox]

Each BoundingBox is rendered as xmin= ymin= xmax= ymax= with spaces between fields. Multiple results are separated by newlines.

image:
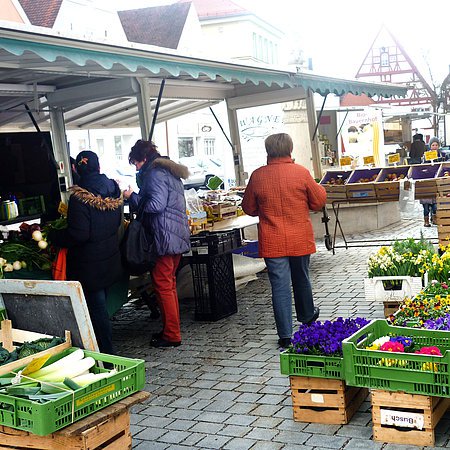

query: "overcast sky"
xmin=107 ymin=0 xmax=449 ymax=85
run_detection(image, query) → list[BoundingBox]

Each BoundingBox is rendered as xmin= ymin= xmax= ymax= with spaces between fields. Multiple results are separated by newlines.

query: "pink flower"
xmin=380 ymin=341 xmax=405 ymax=352
xmin=415 ymin=346 xmax=442 ymax=356
xmin=442 ymin=283 xmax=449 ymax=289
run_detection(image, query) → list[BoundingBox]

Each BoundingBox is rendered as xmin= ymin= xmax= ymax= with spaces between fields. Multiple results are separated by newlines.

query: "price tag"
xmin=388 ymin=153 xmax=400 ymax=164
xmin=363 ymin=156 xmax=375 ymax=165
xmin=424 ymin=150 xmax=438 ymax=161
xmin=22 ymin=354 xmax=52 ymax=376
xmin=339 ymin=156 xmax=352 ymax=167
xmin=380 ymin=408 xmax=424 ymax=430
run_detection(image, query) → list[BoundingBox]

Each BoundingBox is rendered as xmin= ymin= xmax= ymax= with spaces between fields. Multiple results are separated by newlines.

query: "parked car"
xmin=440 ymin=145 xmax=450 ymax=161
xmin=179 ymin=156 xmax=225 ymax=189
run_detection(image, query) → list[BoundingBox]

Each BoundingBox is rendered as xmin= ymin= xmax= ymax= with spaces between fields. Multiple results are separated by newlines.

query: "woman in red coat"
xmin=242 ymin=133 xmax=327 ymax=348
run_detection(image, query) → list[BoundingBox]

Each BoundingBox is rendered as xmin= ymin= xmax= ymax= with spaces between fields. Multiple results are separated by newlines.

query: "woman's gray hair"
xmin=265 ymin=133 xmax=293 ymax=157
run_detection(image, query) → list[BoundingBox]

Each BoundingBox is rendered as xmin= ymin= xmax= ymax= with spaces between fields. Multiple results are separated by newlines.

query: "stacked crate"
xmin=408 ymin=163 xmax=440 ymax=200
xmin=345 ymin=168 xmax=380 ymax=202
xmin=374 ymin=166 xmax=409 ymax=202
xmin=319 ymin=170 xmax=352 ymax=203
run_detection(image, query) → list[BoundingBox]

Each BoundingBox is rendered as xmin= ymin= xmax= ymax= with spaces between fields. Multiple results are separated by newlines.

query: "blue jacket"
xmin=129 ymin=155 xmax=190 ymax=256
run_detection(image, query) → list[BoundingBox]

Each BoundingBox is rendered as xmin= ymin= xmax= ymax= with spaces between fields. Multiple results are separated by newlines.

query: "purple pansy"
xmin=289 ymin=317 xmax=370 ymax=357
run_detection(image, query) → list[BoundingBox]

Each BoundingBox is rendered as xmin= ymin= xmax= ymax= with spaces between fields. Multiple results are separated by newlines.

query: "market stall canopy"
xmin=0 ymin=27 xmax=407 ymax=130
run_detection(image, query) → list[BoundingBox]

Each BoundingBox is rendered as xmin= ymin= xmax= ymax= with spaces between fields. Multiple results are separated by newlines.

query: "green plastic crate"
xmin=342 ymin=319 xmax=450 ymax=396
xmin=280 ymin=351 xmax=344 ymax=379
xmin=0 ymin=348 xmax=145 ymax=436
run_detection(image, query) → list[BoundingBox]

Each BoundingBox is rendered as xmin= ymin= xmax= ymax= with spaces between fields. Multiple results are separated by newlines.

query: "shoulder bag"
xmin=120 ymin=197 xmax=157 ymax=275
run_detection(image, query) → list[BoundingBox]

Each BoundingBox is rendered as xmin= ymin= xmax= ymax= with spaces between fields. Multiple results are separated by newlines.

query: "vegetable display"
xmin=0 ymin=349 xmax=117 ymax=403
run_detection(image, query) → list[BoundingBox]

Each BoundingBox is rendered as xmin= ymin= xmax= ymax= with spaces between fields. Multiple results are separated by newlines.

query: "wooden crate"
xmin=371 ymin=389 xmax=450 ymax=447
xmin=435 ymin=204 xmax=450 ymax=246
xmin=0 ymin=391 xmax=150 ymax=450
xmin=383 ymin=301 xmax=400 ymax=318
xmin=289 ymin=376 xmax=368 ymax=424
xmin=211 ymin=203 xmax=238 ymax=220
xmin=0 ymin=319 xmax=71 ymax=376
xmin=345 ymin=168 xmax=379 ymax=201
xmin=437 ymin=177 xmax=450 ymax=196
xmin=414 ymin=179 xmax=438 ymax=200
xmin=319 ymin=170 xmax=352 ymax=203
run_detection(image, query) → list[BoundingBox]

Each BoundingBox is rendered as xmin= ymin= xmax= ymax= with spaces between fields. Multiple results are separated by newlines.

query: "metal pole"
xmin=209 ymin=106 xmax=233 ymax=149
xmin=149 ymin=79 xmax=165 ymax=142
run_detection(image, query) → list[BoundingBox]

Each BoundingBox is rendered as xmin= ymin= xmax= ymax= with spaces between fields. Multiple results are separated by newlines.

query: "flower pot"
xmin=364 ymin=276 xmax=422 ymax=303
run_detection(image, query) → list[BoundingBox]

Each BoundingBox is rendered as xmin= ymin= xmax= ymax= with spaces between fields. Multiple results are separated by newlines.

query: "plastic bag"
xmin=184 ymin=188 xmax=203 ymax=215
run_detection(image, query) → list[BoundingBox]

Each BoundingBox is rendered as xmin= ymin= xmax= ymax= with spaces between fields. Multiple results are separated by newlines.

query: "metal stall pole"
xmin=148 ymin=79 xmax=166 ymax=142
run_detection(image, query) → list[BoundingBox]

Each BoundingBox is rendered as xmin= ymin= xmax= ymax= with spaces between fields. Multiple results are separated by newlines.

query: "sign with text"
xmin=388 ymin=153 xmax=400 ymax=164
xmin=380 ymin=408 xmax=424 ymax=430
xmin=340 ymin=156 xmax=352 ymax=167
xmin=337 ymin=109 xmax=384 ymax=166
xmin=424 ymin=150 xmax=438 ymax=161
xmin=363 ymin=155 xmax=375 ymax=165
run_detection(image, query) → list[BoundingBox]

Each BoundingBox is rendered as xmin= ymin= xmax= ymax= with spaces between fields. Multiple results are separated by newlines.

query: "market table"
xmin=0 ymin=390 xmax=150 ymax=449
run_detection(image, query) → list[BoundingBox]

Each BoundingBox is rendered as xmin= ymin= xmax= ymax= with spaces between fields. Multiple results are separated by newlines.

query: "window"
xmin=380 ymin=48 xmax=389 ymax=67
xmin=96 ymin=139 xmax=104 ymax=156
xmin=114 ymin=136 xmax=122 ymax=160
xmin=204 ymin=138 xmax=215 ymax=156
xmin=178 ymin=137 xmax=194 ymax=158
xmin=78 ymin=139 xmax=86 ymax=151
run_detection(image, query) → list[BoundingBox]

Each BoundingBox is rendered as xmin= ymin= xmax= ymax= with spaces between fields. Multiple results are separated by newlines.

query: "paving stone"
xmin=342 ymin=438 xmax=383 ymax=449
xmin=164 ymin=419 xmax=197 ymax=431
xmin=223 ymin=437 xmax=257 ymax=449
xmin=195 ymin=434 xmax=232 ymax=448
xmin=305 ymin=433 xmax=348 ymax=448
xmin=225 ymin=402 xmax=257 ymax=414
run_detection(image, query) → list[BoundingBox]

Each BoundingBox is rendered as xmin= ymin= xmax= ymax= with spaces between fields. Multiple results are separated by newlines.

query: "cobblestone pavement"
xmin=112 ymin=212 xmax=444 ymax=450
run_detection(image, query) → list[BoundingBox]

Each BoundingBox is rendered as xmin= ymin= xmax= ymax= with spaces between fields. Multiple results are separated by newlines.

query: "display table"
xmin=0 ymin=390 xmax=150 ymax=449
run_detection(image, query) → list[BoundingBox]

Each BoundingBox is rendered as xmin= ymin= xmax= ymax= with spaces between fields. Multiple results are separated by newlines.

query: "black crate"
xmin=190 ymin=229 xmax=241 ymax=256
xmin=190 ymin=252 xmax=237 ymax=321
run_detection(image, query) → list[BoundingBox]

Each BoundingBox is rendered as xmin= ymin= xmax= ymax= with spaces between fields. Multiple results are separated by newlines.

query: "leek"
xmin=30 ymin=356 xmax=95 ymax=383
xmin=70 ymin=369 xmax=117 ymax=387
xmin=27 ymin=349 xmax=84 ymax=379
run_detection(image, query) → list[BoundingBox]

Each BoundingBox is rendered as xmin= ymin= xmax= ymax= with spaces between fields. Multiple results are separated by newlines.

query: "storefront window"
xmin=178 ymin=137 xmax=194 ymax=158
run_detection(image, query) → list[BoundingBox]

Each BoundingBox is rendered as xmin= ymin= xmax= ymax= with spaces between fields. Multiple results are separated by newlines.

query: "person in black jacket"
xmin=48 ymin=150 xmax=123 ymax=354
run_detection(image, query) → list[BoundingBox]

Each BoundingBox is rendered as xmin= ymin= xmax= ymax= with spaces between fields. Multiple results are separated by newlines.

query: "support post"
xmin=49 ymin=106 xmax=71 ymax=203
xmin=136 ymin=78 xmax=152 ymax=140
xmin=226 ymin=102 xmax=244 ymax=186
xmin=305 ymin=89 xmax=322 ymax=179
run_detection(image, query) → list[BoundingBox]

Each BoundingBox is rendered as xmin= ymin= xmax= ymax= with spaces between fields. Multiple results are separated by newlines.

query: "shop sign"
xmin=363 ymin=155 xmax=375 ymax=165
xmin=338 ymin=109 xmax=384 ymax=166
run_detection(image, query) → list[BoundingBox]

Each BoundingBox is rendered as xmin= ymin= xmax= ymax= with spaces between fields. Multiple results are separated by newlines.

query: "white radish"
xmin=38 ymin=240 xmax=48 ymax=250
xmin=32 ymin=230 xmax=43 ymax=241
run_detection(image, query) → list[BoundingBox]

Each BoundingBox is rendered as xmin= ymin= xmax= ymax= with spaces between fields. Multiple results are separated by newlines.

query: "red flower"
xmin=415 ymin=346 xmax=442 ymax=356
xmin=380 ymin=341 xmax=405 ymax=352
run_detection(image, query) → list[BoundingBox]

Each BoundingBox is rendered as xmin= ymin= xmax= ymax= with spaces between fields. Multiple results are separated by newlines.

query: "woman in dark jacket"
xmin=123 ymin=140 xmax=190 ymax=348
xmin=49 ymin=150 xmax=123 ymax=354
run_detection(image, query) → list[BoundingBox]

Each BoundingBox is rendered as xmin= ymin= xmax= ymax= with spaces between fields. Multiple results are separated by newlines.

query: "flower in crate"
xmin=366 ymin=335 xmax=390 ymax=350
xmin=380 ymin=340 xmax=405 ymax=352
xmin=289 ymin=317 xmax=370 ymax=357
xmin=415 ymin=346 xmax=442 ymax=356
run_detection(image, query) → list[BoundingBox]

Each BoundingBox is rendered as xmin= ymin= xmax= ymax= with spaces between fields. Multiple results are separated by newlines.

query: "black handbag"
xmin=120 ymin=198 xmax=157 ymax=275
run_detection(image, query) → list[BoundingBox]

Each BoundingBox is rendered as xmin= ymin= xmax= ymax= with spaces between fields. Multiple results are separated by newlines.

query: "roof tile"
xmin=18 ymin=0 xmax=63 ymax=28
xmin=118 ymin=3 xmax=191 ymax=49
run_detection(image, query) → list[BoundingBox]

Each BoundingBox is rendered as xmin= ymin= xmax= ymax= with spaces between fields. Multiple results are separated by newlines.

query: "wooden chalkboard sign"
xmin=0 ymin=279 xmax=98 ymax=351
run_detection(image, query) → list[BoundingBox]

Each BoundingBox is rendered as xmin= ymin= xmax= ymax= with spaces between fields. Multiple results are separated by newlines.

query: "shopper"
xmin=123 ymin=140 xmax=190 ymax=348
xmin=242 ymin=133 xmax=327 ymax=348
xmin=409 ymin=133 xmax=426 ymax=164
xmin=48 ymin=150 xmax=123 ymax=354
xmin=420 ymin=137 xmax=441 ymax=226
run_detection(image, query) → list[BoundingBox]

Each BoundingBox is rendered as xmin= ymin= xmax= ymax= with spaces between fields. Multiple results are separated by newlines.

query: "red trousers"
xmin=151 ymin=254 xmax=182 ymax=342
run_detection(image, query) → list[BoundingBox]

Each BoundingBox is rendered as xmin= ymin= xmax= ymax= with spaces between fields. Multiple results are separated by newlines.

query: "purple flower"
xmin=289 ymin=317 xmax=370 ymax=356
